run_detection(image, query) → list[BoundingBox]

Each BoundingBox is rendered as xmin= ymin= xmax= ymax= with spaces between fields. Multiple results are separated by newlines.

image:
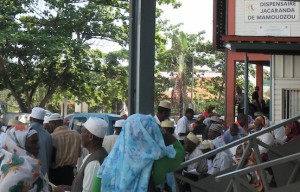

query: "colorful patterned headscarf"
xmin=98 ymin=114 xmax=176 ymax=192
xmin=0 ymin=125 xmax=49 ymax=192
xmin=4 ymin=125 xmax=37 ymax=156
xmin=285 ymin=121 xmax=300 ymax=142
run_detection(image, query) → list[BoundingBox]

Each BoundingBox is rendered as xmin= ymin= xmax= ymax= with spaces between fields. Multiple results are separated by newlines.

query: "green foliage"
xmin=0 ymin=0 xmax=180 ymax=113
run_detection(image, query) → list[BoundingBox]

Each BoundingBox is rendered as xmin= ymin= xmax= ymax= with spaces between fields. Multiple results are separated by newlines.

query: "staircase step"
xmin=270 ymin=180 xmax=300 ymax=192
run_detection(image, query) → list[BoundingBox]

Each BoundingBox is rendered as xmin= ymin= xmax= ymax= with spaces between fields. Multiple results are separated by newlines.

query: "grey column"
xmin=129 ymin=0 xmax=156 ymax=115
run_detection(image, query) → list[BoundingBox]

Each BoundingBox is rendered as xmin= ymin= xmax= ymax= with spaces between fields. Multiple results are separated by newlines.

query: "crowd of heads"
xmin=0 ymin=100 xmax=300 ymax=191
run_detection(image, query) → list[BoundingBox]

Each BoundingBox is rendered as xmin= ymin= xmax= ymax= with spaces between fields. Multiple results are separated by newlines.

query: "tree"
xmin=155 ymin=26 xmax=212 ymax=115
xmin=0 ymin=0 xmax=180 ymax=113
xmin=154 ymin=23 xmax=259 ymax=116
xmin=0 ymin=0 xmax=131 ymax=112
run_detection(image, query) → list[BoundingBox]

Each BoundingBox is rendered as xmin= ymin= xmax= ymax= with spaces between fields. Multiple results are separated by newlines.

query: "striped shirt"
xmin=51 ymin=125 xmax=81 ymax=168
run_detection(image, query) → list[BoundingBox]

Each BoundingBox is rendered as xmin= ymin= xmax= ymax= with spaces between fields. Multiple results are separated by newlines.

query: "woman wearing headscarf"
xmin=252 ymin=115 xmax=274 ymax=155
xmin=284 ymin=120 xmax=300 ymax=142
xmin=94 ymin=114 xmax=185 ymax=192
xmin=0 ymin=124 xmax=49 ymax=192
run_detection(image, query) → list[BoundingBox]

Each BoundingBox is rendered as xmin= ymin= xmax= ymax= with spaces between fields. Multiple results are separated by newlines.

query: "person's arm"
xmin=82 ymin=161 xmax=100 ymax=192
xmin=47 ymin=134 xmax=53 ymax=170
xmin=92 ymin=175 xmax=101 ymax=192
xmin=151 ymin=140 xmax=185 ymax=185
xmin=178 ymin=132 xmax=188 ymax=136
xmin=54 ymin=185 xmax=71 ymax=192
xmin=219 ymin=154 xmax=232 ymax=172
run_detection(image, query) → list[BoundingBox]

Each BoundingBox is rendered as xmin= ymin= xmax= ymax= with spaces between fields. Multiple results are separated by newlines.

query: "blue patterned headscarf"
xmin=98 ymin=114 xmax=176 ymax=192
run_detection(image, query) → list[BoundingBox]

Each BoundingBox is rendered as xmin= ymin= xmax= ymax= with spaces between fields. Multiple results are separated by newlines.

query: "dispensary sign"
xmin=245 ymin=0 xmax=299 ymax=22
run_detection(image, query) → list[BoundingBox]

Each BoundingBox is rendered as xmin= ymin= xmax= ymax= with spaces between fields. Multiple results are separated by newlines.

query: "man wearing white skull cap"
xmin=200 ymin=140 xmax=232 ymax=175
xmin=102 ymin=119 xmax=125 ymax=153
xmin=184 ymin=133 xmax=208 ymax=175
xmin=154 ymin=100 xmax=172 ymax=125
xmin=70 ymin=117 xmax=108 ymax=192
xmin=56 ymin=117 xmax=109 ymax=192
xmin=29 ymin=107 xmax=52 ymax=176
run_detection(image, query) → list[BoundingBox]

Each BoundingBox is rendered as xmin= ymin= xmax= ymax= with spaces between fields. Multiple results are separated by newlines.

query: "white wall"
xmin=271 ymin=55 xmax=300 ymax=121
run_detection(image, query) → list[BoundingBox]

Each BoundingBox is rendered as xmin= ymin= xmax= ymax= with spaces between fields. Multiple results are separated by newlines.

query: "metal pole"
xmin=244 ymin=53 xmax=249 ymax=116
xmin=191 ymin=55 xmax=194 ymax=109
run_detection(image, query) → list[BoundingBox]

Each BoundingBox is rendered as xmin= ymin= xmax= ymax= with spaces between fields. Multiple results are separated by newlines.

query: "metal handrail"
xmin=177 ymin=115 xmax=300 ymax=170
xmin=175 ymin=115 xmax=300 ymax=192
xmin=215 ymin=152 xmax=300 ymax=182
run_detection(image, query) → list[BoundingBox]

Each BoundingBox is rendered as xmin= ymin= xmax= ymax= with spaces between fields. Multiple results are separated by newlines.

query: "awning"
xmin=222 ymin=36 xmax=300 ymax=55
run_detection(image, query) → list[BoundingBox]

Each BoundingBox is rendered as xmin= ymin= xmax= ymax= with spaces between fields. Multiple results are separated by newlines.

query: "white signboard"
xmin=257 ymin=25 xmax=290 ymax=36
xmin=245 ymin=0 xmax=299 ymax=22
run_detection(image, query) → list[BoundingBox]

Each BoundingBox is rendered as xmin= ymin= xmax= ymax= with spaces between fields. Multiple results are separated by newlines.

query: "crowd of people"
xmin=0 ymin=98 xmax=299 ymax=192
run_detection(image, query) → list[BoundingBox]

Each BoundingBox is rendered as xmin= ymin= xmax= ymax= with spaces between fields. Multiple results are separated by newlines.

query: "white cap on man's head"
xmin=30 ymin=107 xmax=46 ymax=120
xmin=158 ymin=100 xmax=171 ymax=109
xmin=186 ymin=132 xmax=199 ymax=145
xmin=48 ymin=113 xmax=63 ymax=122
xmin=83 ymin=117 xmax=108 ymax=138
xmin=114 ymin=119 xmax=125 ymax=128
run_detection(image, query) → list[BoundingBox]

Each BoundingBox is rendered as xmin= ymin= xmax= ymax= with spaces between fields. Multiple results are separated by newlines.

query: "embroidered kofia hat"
xmin=161 ymin=120 xmax=174 ymax=128
xmin=199 ymin=140 xmax=214 ymax=150
xmin=158 ymin=100 xmax=171 ymax=109
xmin=186 ymin=132 xmax=199 ymax=145
xmin=7 ymin=119 xmax=22 ymax=127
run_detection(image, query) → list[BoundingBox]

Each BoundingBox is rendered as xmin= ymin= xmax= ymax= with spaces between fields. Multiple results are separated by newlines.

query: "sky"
xmin=160 ymin=0 xmax=213 ymax=42
xmin=96 ymin=0 xmax=213 ymax=52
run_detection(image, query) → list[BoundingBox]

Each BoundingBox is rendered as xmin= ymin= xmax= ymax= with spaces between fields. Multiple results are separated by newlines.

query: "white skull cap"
xmin=114 ymin=119 xmax=125 ymax=128
xmin=48 ymin=113 xmax=63 ymax=122
xmin=83 ymin=117 xmax=108 ymax=138
xmin=30 ymin=107 xmax=46 ymax=120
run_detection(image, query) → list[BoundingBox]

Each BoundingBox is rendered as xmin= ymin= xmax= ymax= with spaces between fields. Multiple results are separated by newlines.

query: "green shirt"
xmin=92 ymin=140 xmax=185 ymax=192
xmin=152 ymin=140 xmax=185 ymax=185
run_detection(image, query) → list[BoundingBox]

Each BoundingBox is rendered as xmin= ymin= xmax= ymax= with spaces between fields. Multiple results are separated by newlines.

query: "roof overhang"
xmin=222 ymin=36 xmax=300 ymax=55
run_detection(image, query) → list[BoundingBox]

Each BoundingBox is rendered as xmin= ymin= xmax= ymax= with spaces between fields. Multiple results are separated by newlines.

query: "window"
xmin=72 ymin=117 xmax=87 ymax=133
xmin=282 ymin=89 xmax=300 ymax=119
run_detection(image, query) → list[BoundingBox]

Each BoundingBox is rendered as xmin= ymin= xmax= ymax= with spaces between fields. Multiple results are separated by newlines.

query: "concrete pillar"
xmin=129 ymin=0 xmax=156 ymax=115
xmin=225 ymin=50 xmax=236 ymax=127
